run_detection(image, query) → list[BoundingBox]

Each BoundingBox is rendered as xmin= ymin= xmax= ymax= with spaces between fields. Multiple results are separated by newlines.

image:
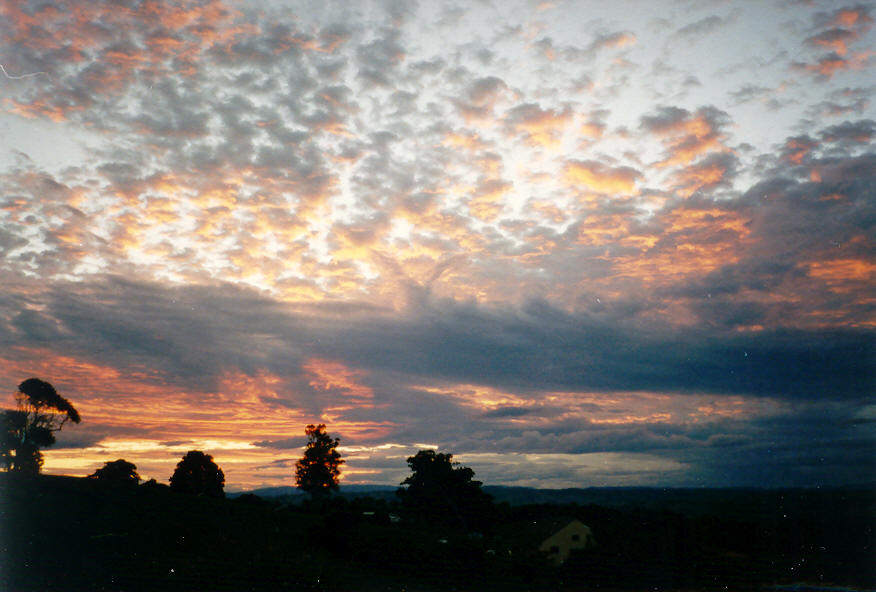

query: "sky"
xmin=0 ymin=0 xmax=874 ymax=491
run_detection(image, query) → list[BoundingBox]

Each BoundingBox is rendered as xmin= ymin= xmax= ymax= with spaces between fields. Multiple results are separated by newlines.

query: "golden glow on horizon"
xmin=5 ymin=366 xmax=789 ymax=489
xmin=590 ymin=413 xmax=673 ymax=424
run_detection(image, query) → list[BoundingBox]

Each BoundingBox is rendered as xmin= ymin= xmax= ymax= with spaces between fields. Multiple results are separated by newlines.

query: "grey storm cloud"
xmin=820 ymin=119 xmax=876 ymax=144
xmin=475 ymin=402 xmax=875 ymax=487
xmin=683 ymin=403 xmax=876 ymax=487
xmin=2 ymin=274 xmax=871 ymax=404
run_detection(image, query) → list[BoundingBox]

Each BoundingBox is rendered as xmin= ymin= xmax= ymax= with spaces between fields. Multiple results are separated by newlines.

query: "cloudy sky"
xmin=1 ymin=0 xmax=874 ymax=490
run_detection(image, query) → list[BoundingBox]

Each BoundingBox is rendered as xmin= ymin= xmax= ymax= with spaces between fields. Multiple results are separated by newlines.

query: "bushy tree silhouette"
xmin=1 ymin=378 xmax=81 ymax=474
xmin=398 ymin=450 xmax=493 ymax=530
xmin=141 ymin=478 xmax=168 ymax=491
xmin=295 ymin=424 xmax=344 ymax=499
xmin=169 ymin=450 xmax=225 ymax=497
xmin=89 ymin=459 xmax=140 ymax=486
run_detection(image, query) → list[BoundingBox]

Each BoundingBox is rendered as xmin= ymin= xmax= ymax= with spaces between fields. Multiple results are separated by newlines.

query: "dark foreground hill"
xmin=1 ymin=474 xmax=874 ymax=591
xmin=0 ymin=474 xmax=547 ymax=592
xmin=246 ymin=482 xmax=876 ymax=520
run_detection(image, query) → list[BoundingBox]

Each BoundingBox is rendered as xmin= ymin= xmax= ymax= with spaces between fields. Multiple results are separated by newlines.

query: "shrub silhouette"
xmin=141 ymin=477 xmax=169 ymax=490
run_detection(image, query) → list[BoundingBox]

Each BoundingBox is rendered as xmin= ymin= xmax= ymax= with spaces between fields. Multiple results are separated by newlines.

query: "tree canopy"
xmin=295 ymin=424 xmax=344 ymax=499
xmin=169 ymin=450 xmax=225 ymax=497
xmin=397 ymin=450 xmax=493 ymax=530
xmin=1 ymin=378 xmax=81 ymax=474
xmin=89 ymin=459 xmax=140 ymax=486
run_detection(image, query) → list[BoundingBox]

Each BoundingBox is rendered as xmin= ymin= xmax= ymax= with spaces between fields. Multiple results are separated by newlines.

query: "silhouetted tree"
xmin=89 ymin=459 xmax=140 ymax=486
xmin=1 ymin=378 xmax=81 ymax=474
xmin=169 ymin=450 xmax=225 ymax=497
xmin=1 ymin=411 xmax=33 ymax=471
xmin=295 ymin=424 xmax=344 ymax=499
xmin=235 ymin=492 xmax=264 ymax=505
xmin=141 ymin=478 xmax=169 ymax=491
xmin=397 ymin=450 xmax=493 ymax=530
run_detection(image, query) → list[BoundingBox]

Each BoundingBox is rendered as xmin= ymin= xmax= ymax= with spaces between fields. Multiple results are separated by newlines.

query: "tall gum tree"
xmin=1 ymin=378 xmax=81 ymax=474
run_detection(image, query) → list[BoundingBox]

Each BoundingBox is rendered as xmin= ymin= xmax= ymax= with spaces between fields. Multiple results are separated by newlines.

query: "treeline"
xmin=0 ymin=472 xmax=552 ymax=591
xmin=88 ymin=451 xmax=227 ymax=497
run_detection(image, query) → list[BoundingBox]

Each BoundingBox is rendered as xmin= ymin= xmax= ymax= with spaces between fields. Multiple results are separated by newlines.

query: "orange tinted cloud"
xmin=443 ymin=131 xmax=488 ymax=151
xmin=608 ymin=32 xmax=636 ymax=48
xmin=328 ymin=219 xmax=385 ymax=261
xmin=414 ymin=385 xmax=781 ymax=431
xmin=579 ymin=121 xmax=605 ymax=139
xmin=302 ymin=357 xmax=394 ymax=440
xmin=7 ymin=98 xmax=76 ymax=122
xmin=672 ymin=157 xmax=733 ymax=197
xmin=565 ymin=160 xmax=640 ymax=195
xmin=302 ymin=357 xmax=374 ymax=405
xmin=801 ymin=51 xmax=872 ymax=78
xmin=782 ymin=136 xmax=819 ymax=164
xmin=505 ymin=104 xmax=572 ymax=148
xmin=610 ymin=207 xmax=750 ymax=287
xmin=798 ymin=6 xmax=873 ymax=77
xmin=0 ymin=349 xmax=306 ymax=440
xmin=413 ymin=383 xmax=536 ymax=414
xmin=807 ymin=258 xmax=876 ymax=293
xmin=654 ymin=116 xmax=727 ymax=167
xmin=469 ymin=179 xmax=513 ymax=220
xmin=829 ymin=6 xmax=873 ymax=28
xmin=590 ymin=413 xmax=672 ymax=425
xmin=640 ymin=106 xmax=732 ymax=172
xmin=2 ymin=0 xmax=256 ymax=119
xmin=576 ymin=212 xmax=637 ymax=247
xmin=313 ymin=420 xmax=396 ymax=441
xmin=590 ymin=31 xmax=637 ymax=52
xmin=808 ymin=28 xmax=856 ymax=55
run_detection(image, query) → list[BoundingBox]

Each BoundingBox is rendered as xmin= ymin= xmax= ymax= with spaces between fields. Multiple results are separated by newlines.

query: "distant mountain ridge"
xmin=233 ymin=484 xmax=397 ymax=499
xmin=233 ymin=483 xmax=876 ymax=515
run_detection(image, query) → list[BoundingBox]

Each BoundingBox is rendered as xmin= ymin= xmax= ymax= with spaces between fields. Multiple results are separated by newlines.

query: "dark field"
xmin=1 ymin=474 xmax=873 ymax=591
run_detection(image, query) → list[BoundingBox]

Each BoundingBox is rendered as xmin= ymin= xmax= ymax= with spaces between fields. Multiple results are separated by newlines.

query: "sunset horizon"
xmin=1 ymin=0 xmax=873 ymax=492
